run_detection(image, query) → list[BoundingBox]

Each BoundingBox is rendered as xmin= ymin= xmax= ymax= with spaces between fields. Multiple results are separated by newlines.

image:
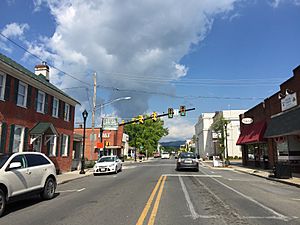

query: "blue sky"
xmin=1 ymin=0 xmax=300 ymax=141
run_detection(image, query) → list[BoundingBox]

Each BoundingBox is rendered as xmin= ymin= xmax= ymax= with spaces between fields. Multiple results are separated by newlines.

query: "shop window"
xmin=247 ymin=145 xmax=255 ymax=160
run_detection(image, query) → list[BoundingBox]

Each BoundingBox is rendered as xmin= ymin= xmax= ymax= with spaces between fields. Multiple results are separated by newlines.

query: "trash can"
xmin=274 ymin=162 xmax=292 ymax=179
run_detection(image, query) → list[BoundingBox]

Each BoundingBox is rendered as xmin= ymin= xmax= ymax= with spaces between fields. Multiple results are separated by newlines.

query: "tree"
xmin=124 ymin=116 xmax=168 ymax=156
xmin=211 ymin=115 xmax=229 ymax=159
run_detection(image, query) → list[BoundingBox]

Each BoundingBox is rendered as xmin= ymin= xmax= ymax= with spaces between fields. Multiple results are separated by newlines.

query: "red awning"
xmin=236 ymin=121 xmax=266 ymax=145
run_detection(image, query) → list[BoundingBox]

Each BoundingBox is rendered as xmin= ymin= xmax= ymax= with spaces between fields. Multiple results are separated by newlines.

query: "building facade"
xmin=74 ymin=126 xmax=124 ymax=161
xmin=0 ymin=53 xmax=79 ymax=173
xmin=237 ymin=65 xmax=300 ymax=173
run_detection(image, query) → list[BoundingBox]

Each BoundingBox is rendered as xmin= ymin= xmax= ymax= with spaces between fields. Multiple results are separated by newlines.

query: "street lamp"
xmin=80 ymin=109 xmax=88 ymax=174
xmin=224 ymin=123 xmax=229 ymax=166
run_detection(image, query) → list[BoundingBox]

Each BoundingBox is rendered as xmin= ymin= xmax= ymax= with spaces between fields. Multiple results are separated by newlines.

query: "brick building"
xmin=0 ymin=53 xmax=80 ymax=173
xmin=237 ymin=65 xmax=300 ymax=173
xmin=74 ymin=126 xmax=124 ymax=161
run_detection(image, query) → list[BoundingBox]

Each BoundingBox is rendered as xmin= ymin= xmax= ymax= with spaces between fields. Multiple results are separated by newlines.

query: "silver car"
xmin=176 ymin=152 xmax=199 ymax=172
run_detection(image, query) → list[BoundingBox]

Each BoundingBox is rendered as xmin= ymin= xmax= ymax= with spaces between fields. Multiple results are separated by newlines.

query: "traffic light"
xmin=152 ymin=112 xmax=157 ymax=121
xmin=179 ymin=105 xmax=186 ymax=116
xmin=138 ymin=115 xmax=144 ymax=124
xmin=168 ymin=108 xmax=174 ymax=118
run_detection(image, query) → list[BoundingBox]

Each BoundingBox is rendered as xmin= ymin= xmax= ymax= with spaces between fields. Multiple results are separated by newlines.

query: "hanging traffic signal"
xmin=179 ymin=105 xmax=186 ymax=116
xmin=138 ymin=115 xmax=144 ymax=124
xmin=168 ymin=108 xmax=174 ymax=118
xmin=152 ymin=112 xmax=157 ymax=121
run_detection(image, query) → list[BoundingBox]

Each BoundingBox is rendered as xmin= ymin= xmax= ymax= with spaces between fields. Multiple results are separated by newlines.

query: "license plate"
xmin=101 ymin=168 xmax=105 ymax=172
xmin=185 ymin=160 xmax=192 ymax=163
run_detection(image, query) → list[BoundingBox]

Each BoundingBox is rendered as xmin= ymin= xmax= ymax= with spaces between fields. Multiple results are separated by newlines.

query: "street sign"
xmin=102 ymin=117 xmax=119 ymax=130
xmin=174 ymin=109 xmax=179 ymax=117
xmin=242 ymin=118 xmax=253 ymax=125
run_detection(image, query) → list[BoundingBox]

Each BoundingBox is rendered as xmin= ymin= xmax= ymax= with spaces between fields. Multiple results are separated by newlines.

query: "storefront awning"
xmin=236 ymin=121 xmax=266 ymax=145
xmin=264 ymin=107 xmax=300 ymax=138
xmin=30 ymin=122 xmax=58 ymax=136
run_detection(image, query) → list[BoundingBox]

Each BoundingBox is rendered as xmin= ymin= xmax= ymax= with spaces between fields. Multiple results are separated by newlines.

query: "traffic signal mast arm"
xmin=119 ymin=107 xmax=195 ymax=126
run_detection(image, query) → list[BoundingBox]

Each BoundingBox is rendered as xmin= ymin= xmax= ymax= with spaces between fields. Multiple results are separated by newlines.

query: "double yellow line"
xmin=136 ymin=175 xmax=167 ymax=225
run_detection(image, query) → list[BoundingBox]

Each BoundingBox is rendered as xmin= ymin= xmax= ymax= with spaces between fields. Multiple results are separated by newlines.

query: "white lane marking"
xmin=179 ymin=176 xmax=199 ymax=220
xmin=58 ymin=188 xmax=86 ymax=193
xmin=163 ymin=174 xmax=221 ymax=178
xmin=199 ymin=168 xmax=292 ymax=221
xmin=292 ymin=198 xmax=300 ymax=201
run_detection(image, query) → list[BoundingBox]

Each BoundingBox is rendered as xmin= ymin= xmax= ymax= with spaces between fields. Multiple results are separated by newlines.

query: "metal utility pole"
xmin=90 ymin=72 xmax=97 ymax=160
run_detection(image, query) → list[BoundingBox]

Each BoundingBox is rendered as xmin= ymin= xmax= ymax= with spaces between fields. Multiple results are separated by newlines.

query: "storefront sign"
xmin=281 ymin=92 xmax=297 ymax=111
xmin=242 ymin=118 xmax=253 ymax=124
xmin=102 ymin=117 xmax=118 ymax=130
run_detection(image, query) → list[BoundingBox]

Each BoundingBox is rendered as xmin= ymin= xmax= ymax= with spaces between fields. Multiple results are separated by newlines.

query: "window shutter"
xmin=8 ymin=124 xmax=15 ymax=153
xmin=26 ymin=85 xmax=32 ymax=108
xmin=61 ymin=102 xmax=65 ymax=119
xmin=34 ymin=89 xmax=38 ymax=111
xmin=23 ymin=127 xmax=29 ymax=151
xmin=60 ymin=134 xmax=63 ymax=156
xmin=4 ymin=75 xmax=11 ymax=101
xmin=69 ymin=105 xmax=73 ymax=122
xmin=56 ymin=136 xmax=59 ymax=157
xmin=44 ymin=94 xmax=48 ymax=114
xmin=14 ymin=79 xmax=19 ymax=104
xmin=0 ymin=122 xmax=7 ymax=153
xmin=67 ymin=135 xmax=71 ymax=156
xmin=50 ymin=96 xmax=54 ymax=116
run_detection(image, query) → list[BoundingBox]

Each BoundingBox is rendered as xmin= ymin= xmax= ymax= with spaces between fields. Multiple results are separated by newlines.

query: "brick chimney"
xmin=34 ymin=61 xmax=49 ymax=81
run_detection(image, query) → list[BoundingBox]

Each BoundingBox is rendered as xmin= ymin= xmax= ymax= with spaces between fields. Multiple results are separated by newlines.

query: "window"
xmin=25 ymin=154 xmax=50 ymax=167
xmin=13 ymin=126 xmax=25 ymax=153
xmin=32 ymin=135 xmax=42 ymax=152
xmin=61 ymin=134 xmax=69 ymax=156
xmin=64 ymin=103 xmax=70 ymax=121
xmin=17 ymin=81 xmax=28 ymax=107
xmin=36 ymin=91 xmax=45 ymax=113
xmin=52 ymin=98 xmax=59 ymax=118
xmin=0 ymin=73 xmax=6 ymax=100
xmin=10 ymin=155 xmax=27 ymax=169
xmin=49 ymin=136 xmax=57 ymax=156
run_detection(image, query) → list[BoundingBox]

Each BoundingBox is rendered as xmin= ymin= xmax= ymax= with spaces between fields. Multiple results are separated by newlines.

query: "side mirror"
xmin=9 ymin=162 xmax=22 ymax=170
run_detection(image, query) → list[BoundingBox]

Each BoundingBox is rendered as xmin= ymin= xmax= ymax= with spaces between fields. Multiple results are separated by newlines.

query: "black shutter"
xmin=60 ymin=134 xmax=63 ymax=156
xmin=26 ymin=85 xmax=32 ymax=108
xmin=67 ymin=135 xmax=71 ymax=156
xmin=14 ymin=79 xmax=19 ymax=104
xmin=60 ymin=101 xmax=65 ymax=119
xmin=69 ymin=105 xmax=73 ymax=122
xmin=8 ymin=124 xmax=15 ymax=153
xmin=44 ymin=94 xmax=48 ymax=114
xmin=56 ymin=136 xmax=59 ymax=157
xmin=23 ymin=127 xmax=29 ymax=151
xmin=0 ymin=122 xmax=7 ymax=153
xmin=50 ymin=96 xmax=54 ymax=116
xmin=4 ymin=75 xmax=11 ymax=101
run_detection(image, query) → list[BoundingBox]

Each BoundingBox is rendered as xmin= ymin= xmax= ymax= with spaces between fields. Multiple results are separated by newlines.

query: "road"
xmin=1 ymin=158 xmax=300 ymax=225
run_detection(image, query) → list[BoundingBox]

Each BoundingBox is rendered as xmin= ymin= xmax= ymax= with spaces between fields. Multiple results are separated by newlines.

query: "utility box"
xmin=274 ymin=162 xmax=292 ymax=179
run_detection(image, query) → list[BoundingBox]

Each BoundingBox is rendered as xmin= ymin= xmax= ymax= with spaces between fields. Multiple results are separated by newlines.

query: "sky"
xmin=0 ymin=0 xmax=300 ymax=142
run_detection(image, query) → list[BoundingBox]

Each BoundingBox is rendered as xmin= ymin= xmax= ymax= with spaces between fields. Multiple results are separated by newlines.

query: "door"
xmin=5 ymin=155 xmax=29 ymax=196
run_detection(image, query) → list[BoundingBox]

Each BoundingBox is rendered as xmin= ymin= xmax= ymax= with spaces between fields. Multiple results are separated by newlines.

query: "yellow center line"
xmin=147 ymin=176 xmax=167 ymax=225
xmin=136 ymin=176 xmax=163 ymax=225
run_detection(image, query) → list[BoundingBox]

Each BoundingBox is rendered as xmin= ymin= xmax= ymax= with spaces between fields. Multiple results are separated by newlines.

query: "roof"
xmin=0 ymin=53 xmax=80 ymax=105
xmin=30 ymin=122 xmax=58 ymax=135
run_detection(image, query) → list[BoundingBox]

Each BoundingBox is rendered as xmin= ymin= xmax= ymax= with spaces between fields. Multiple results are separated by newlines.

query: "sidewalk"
xmin=201 ymin=160 xmax=300 ymax=188
xmin=57 ymin=157 xmax=155 ymax=185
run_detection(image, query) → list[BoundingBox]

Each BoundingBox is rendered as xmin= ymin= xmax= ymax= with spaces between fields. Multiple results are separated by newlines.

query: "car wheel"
xmin=0 ymin=189 xmax=6 ymax=217
xmin=41 ymin=177 xmax=56 ymax=200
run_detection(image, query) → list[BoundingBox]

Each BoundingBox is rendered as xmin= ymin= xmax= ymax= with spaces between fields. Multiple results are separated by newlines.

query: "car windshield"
xmin=179 ymin=153 xmax=196 ymax=159
xmin=98 ymin=157 xmax=115 ymax=162
xmin=0 ymin=154 xmax=10 ymax=169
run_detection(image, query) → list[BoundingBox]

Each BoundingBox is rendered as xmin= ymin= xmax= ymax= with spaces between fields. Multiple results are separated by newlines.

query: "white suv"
xmin=0 ymin=152 xmax=57 ymax=217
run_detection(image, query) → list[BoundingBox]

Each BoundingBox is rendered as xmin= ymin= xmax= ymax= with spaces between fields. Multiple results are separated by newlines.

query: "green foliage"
xmin=124 ymin=116 xmax=169 ymax=156
xmin=211 ymin=116 xmax=230 ymax=154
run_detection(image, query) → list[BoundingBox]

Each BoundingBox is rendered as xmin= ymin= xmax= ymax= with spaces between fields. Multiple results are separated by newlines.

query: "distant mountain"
xmin=159 ymin=141 xmax=185 ymax=147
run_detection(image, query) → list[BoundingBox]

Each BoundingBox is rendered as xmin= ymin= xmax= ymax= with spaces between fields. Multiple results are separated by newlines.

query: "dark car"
xmin=176 ymin=152 xmax=199 ymax=172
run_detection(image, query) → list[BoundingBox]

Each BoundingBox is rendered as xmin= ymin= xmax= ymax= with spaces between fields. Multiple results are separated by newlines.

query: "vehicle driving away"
xmin=0 ymin=152 xmax=57 ymax=217
xmin=176 ymin=152 xmax=199 ymax=172
xmin=161 ymin=152 xmax=170 ymax=159
xmin=93 ymin=156 xmax=122 ymax=175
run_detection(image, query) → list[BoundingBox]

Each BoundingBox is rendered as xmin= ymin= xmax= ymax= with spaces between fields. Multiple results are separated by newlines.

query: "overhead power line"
xmin=0 ymin=32 xmax=90 ymax=85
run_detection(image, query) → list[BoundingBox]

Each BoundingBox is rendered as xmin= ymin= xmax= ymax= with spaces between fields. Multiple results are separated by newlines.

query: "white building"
xmin=195 ymin=110 xmax=245 ymax=159
xmin=194 ymin=113 xmax=215 ymax=158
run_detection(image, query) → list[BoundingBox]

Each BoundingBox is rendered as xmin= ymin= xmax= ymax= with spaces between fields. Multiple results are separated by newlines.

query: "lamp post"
xmin=224 ymin=122 xmax=229 ymax=166
xmin=80 ymin=109 xmax=88 ymax=174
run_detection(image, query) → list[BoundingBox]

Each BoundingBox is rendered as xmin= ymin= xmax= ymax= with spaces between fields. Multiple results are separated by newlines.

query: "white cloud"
xmin=161 ymin=117 xmax=195 ymax=142
xmin=268 ymin=0 xmax=300 ymax=7
xmin=2 ymin=23 xmax=29 ymax=38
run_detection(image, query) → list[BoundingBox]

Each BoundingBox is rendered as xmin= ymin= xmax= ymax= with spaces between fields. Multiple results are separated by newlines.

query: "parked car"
xmin=161 ymin=152 xmax=170 ymax=159
xmin=153 ymin=152 xmax=160 ymax=158
xmin=0 ymin=152 xmax=57 ymax=217
xmin=93 ymin=156 xmax=122 ymax=175
xmin=176 ymin=152 xmax=199 ymax=172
